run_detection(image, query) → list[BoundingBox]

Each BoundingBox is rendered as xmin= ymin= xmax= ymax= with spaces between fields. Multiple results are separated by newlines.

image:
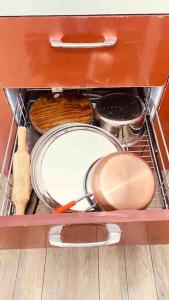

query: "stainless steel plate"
xmin=31 ymin=123 xmax=123 ymax=211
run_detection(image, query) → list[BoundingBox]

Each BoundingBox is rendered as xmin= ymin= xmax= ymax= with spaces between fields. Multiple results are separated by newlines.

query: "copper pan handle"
xmin=48 ymin=224 xmax=121 ymax=248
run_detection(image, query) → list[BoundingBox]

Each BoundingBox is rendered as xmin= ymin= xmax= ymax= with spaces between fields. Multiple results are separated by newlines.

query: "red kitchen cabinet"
xmin=0 ymin=79 xmax=169 ymax=249
xmin=0 ymin=87 xmax=169 ymax=248
xmin=0 ymin=15 xmax=169 ymax=249
xmin=0 ymin=16 xmax=169 ymax=88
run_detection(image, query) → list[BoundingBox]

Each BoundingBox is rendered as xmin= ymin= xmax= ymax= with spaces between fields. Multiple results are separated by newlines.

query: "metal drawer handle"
xmin=50 ymin=36 xmax=117 ymax=49
xmin=48 ymin=224 xmax=121 ymax=248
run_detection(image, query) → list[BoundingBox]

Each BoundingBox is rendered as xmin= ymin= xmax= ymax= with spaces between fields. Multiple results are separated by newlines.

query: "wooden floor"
xmin=0 ymin=245 xmax=169 ymax=300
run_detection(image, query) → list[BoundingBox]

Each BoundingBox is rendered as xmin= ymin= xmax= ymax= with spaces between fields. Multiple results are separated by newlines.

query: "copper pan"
xmin=91 ymin=152 xmax=155 ymax=210
xmin=54 ymin=152 xmax=155 ymax=213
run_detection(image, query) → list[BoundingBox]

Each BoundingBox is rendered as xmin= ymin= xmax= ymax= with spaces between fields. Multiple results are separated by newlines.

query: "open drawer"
xmin=0 ymin=15 xmax=169 ymax=88
xmin=0 ymin=86 xmax=169 ymax=249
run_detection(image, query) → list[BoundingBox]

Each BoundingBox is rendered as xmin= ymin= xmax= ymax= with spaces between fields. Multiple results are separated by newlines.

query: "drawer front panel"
xmin=0 ymin=211 xmax=169 ymax=249
xmin=154 ymin=79 xmax=169 ymax=169
xmin=158 ymin=79 xmax=169 ymax=159
xmin=0 ymin=87 xmax=16 ymax=175
xmin=0 ymin=16 xmax=168 ymax=87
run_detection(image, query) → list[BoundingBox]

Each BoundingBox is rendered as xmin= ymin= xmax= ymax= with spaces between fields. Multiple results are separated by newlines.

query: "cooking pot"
xmin=90 ymin=152 xmax=155 ymax=210
xmin=54 ymin=152 xmax=155 ymax=212
xmin=95 ymin=93 xmax=145 ymax=146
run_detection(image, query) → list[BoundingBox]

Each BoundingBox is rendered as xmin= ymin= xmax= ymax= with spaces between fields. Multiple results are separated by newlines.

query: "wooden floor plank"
xmin=42 ymin=248 xmax=99 ymax=300
xmin=0 ymin=249 xmax=20 ymax=300
xmin=125 ymin=246 xmax=157 ymax=300
xmin=99 ymin=246 xmax=128 ymax=300
xmin=150 ymin=245 xmax=169 ymax=300
xmin=13 ymin=249 xmax=46 ymax=300
xmin=2 ymin=245 xmax=169 ymax=300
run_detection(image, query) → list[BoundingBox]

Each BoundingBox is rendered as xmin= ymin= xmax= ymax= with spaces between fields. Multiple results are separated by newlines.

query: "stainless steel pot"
xmin=95 ymin=93 xmax=145 ymax=146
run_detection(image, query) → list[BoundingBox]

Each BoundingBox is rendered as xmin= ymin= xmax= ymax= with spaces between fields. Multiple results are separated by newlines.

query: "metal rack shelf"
xmin=127 ymin=118 xmax=168 ymax=209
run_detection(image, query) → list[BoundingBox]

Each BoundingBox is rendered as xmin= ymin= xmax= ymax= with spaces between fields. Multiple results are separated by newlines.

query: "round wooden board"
xmin=29 ymin=96 xmax=94 ymax=133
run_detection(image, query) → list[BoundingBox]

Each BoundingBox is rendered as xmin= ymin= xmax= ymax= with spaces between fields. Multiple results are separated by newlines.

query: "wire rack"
xmin=0 ymin=88 xmax=169 ymax=216
xmin=127 ymin=119 xmax=167 ymax=209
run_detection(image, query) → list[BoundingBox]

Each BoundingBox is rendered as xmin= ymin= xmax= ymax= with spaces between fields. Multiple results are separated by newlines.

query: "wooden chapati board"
xmin=29 ymin=96 xmax=94 ymax=133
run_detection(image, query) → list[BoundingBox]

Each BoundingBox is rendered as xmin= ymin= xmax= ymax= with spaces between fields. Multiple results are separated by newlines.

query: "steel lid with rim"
xmin=31 ymin=123 xmax=124 ymax=211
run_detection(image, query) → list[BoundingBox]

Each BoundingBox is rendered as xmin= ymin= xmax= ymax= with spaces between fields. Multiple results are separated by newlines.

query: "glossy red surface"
xmin=0 ymin=210 xmax=169 ymax=248
xmin=154 ymin=79 xmax=169 ymax=168
xmin=0 ymin=16 xmax=169 ymax=249
xmin=0 ymin=87 xmax=16 ymax=175
xmin=0 ymin=16 xmax=169 ymax=88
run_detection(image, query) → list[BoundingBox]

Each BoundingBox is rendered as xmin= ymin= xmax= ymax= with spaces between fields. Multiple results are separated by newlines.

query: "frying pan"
xmin=54 ymin=152 xmax=155 ymax=212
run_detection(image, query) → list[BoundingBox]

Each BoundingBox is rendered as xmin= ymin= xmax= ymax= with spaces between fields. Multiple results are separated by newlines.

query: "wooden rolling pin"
xmin=12 ymin=126 xmax=30 ymax=215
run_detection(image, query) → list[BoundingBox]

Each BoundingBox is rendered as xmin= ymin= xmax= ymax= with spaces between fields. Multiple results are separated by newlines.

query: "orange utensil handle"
xmin=54 ymin=200 xmax=76 ymax=213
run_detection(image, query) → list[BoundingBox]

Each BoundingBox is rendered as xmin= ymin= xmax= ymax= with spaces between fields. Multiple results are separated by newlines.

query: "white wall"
xmin=0 ymin=0 xmax=169 ymax=16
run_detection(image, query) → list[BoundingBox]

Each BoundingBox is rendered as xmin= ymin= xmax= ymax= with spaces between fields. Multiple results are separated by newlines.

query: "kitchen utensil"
xmin=54 ymin=152 xmax=155 ymax=212
xmin=95 ymin=93 xmax=145 ymax=146
xmin=25 ymin=190 xmax=39 ymax=214
xmin=12 ymin=126 xmax=31 ymax=215
xmin=31 ymin=123 xmax=124 ymax=211
xmin=91 ymin=152 xmax=155 ymax=210
xmin=29 ymin=95 xmax=94 ymax=134
xmin=54 ymin=193 xmax=92 ymax=213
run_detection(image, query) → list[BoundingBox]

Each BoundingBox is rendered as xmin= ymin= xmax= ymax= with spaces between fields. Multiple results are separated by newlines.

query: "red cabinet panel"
xmin=0 ymin=211 xmax=169 ymax=249
xmin=0 ymin=16 xmax=168 ymax=88
xmin=0 ymin=87 xmax=16 ymax=175
xmin=158 ymin=80 xmax=169 ymax=146
xmin=154 ymin=79 xmax=169 ymax=168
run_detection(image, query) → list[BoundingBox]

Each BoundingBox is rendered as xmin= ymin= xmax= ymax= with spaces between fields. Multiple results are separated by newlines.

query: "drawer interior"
xmin=1 ymin=86 xmax=169 ymax=216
